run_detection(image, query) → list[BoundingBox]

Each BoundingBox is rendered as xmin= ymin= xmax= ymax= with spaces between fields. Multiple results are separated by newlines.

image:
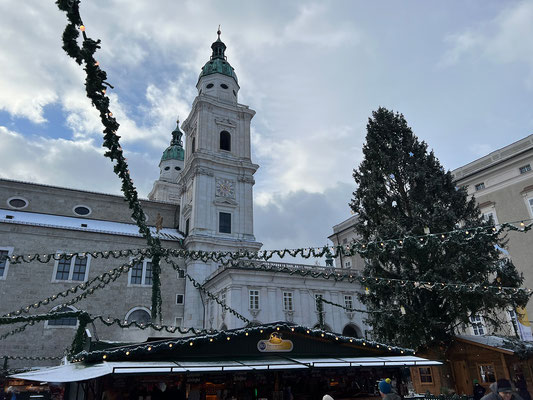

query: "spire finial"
xmin=217 ymin=25 xmax=221 ymax=40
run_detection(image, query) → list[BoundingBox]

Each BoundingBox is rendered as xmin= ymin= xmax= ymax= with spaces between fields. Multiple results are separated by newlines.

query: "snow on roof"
xmin=0 ymin=209 xmax=182 ymax=241
xmin=456 ymin=334 xmax=514 ymax=353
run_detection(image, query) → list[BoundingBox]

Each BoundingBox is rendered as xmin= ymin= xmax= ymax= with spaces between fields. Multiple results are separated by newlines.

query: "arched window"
xmin=47 ymin=306 xmax=78 ymax=327
xmin=126 ymin=307 xmax=151 ymax=325
xmin=220 ymin=131 xmax=231 ymax=151
xmin=191 ymin=137 xmax=196 ymax=154
xmin=342 ymin=324 xmax=362 ymax=338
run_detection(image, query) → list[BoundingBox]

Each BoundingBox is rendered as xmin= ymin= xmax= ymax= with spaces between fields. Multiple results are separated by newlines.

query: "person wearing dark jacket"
xmin=378 ymin=379 xmax=402 ymax=400
xmin=481 ymin=379 xmax=524 ymax=400
xmin=474 ymin=379 xmax=487 ymax=400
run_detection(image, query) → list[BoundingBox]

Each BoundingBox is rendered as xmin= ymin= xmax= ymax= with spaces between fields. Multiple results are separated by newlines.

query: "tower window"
xmin=206 ymin=83 xmax=214 ymax=89
xmin=220 ymin=131 xmax=231 ymax=151
xmin=164 ymin=166 xmax=170 ymax=171
xmin=220 ymin=83 xmax=229 ymax=89
xmin=185 ymin=219 xmax=190 ymax=236
xmin=191 ymin=137 xmax=196 ymax=154
xmin=219 ymin=212 xmax=231 ymax=233
xmin=233 ymin=90 xmax=237 ymax=97
xmin=175 ymin=166 xmax=181 ymax=171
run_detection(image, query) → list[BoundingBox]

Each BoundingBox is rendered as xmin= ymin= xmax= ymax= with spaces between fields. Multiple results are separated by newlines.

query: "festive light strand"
xmin=55 ymin=0 xmax=164 ymax=322
xmin=3 ymin=221 xmax=532 ymax=267
xmin=71 ymin=323 xmax=413 ymax=363
xmin=165 ymin=257 xmax=250 ymax=324
xmin=4 ymin=248 xmax=153 ymax=265
xmin=2 ymin=257 xmax=142 ymax=317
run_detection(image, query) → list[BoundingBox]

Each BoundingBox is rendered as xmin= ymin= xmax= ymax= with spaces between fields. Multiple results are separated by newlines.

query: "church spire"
xmin=210 ymin=26 xmax=227 ymax=60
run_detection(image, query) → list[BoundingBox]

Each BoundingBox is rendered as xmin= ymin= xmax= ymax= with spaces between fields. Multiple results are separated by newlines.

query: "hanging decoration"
xmin=55 ymin=0 xmax=164 ymax=322
xmin=71 ymin=322 xmax=413 ymax=363
xmin=165 ymin=257 xmax=250 ymax=324
xmin=318 ymin=296 xmax=399 ymax=314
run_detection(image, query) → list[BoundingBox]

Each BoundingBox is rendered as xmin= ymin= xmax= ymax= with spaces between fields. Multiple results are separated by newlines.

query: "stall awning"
xmin=12 ymin=356 xmax=441 ymax=383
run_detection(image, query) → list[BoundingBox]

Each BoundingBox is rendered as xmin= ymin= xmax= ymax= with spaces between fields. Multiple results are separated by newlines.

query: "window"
xmin=7 ymin=197 xmax=28 ymax=209
xmin=220 ymin=83 xmax=229 ymax=89
xmin=191 ymin=137 xmax=196 ymax=154
xmin=126 ymin=308 xmax=151 ymax=325
xmin=176 ymin=294 xmax=184 ymax=304
xmin=220 ymin=131 xmax=231 ymax=151
xmin=53 ymin=254 xmax=90 ymax=282
xmin=129 ymin=260 xmax=153 ymax=286
xmin=185 ymin=218 xmax=190 ymax=236
xmin=249 ymin=290 xmax=260 ymax=310
xmin=175 ymin=317 xmax=183 ymax=327
xmin=0 ymin=247 xmax=13 ymax=280
xmin=206 ymin=83 xmax=214 ymax=89
xmin=219 ymin=212 xmax=231 ymax=233
xmin=73 ymin=205 xmax=91 ymax=216
xmin=344 ymin=295 xmax=353 ymax=310
xmin=519 ymin=164 xmax=531 ymax=174
xmin=470 ymin=315 xmax=485 ymax=336
xmin=475 ymin=182 xmax=485 ymax=191
xmin=528 ymin=198 xmax=533 ymax=216
xmin=344 ymin=261 xmax=351 ymax=267
xmin=177 ymin=269 xmax=185 ymax=279
xmin=283 ymin=292 xmax=293 ymax=311
xmin=479 ymin=364 xmax=497 ymax=383
xmin=47 ymin=306 xmax=78 ymax=327
xmin=419 ymin=367 xmax=433 ymax=383
xmin=483 ymin=211 xmax=498 ymax=225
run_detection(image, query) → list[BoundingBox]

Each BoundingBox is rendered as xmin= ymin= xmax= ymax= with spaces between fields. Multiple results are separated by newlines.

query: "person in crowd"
xmin=474 ymin=379 xmax=487 ymax=400
xmin=481 ymin=379 xmax=524 ymax=400
xmin=378 ymin=379 xmax=401 ymax=400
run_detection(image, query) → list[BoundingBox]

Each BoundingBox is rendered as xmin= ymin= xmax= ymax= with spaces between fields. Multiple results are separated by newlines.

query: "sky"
xmin=1 ymin=1 xmax=533 ymax=257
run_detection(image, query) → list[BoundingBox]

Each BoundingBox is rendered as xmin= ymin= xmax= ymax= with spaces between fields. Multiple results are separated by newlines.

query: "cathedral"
xmin=0 ymin=32 xmax=367 ymax=368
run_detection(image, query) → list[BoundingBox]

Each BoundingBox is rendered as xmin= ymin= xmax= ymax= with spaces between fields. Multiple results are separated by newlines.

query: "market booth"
xmin=12 ymin=323 xmax=441 ymax=400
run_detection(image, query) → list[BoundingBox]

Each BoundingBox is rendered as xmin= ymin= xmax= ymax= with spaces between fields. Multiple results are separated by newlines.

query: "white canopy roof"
xmin=12 ymin=356 xmax=441 ymax=383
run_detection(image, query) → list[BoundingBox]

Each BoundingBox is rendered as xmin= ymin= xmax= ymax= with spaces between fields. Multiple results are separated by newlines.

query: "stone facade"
xmin=0 ymin=33 xmax=369 ymax=369
xmin=452 ymin=134 xmax=533 ymax=333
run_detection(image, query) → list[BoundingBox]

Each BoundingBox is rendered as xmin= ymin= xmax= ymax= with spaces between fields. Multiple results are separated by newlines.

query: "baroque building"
xmin=0 ymin=32 xmax=368 ymax=368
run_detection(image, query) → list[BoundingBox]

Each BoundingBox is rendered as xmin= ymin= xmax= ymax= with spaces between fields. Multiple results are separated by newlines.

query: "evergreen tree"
xmin=351 ymin=107 xmax=529 ymax=350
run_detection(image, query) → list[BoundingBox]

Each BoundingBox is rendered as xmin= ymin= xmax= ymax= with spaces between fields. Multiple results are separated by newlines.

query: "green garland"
xmin=165 ymin=257 xmax=250 ymax=324
xmin=55 ymin=0 xmax=163 ymax=322
xmin=4 ymin=248 xmax=154 ymax=265
xmin=71 ymin=323 xmax=413 ymax=363
xmin=4 ymin=221 xmax=532 ymax=267
xmin=318 ymin=296 xmax=398 ymax=314
xmin=3 ymin=257 xmax=141 ymax=317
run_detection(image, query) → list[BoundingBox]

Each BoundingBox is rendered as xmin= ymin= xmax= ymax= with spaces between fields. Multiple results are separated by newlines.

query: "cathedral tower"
xmin=179 ymin=30 xmax=262 ymax=328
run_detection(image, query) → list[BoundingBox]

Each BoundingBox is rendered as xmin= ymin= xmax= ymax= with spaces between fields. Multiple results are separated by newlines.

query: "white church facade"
xmin=0 ymin=32 xmax=368 ymax=368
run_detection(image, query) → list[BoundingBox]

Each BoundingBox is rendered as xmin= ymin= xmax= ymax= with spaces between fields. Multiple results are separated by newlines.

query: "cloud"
xmin=0 ymin=126 xmax=157 ymax=197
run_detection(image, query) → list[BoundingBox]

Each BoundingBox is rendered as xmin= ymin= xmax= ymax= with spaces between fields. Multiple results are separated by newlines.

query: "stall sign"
xmin=257 ymin=332 xmax=293 ymax=352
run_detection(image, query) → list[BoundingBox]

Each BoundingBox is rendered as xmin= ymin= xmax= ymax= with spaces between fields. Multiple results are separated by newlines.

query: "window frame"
xmin=45 ymin=305 xmax=79 ymax=329
xmin=249 ymin=289 xmax=260 ymax=310
xmin=478 ymin=363 xmax=497 ymax=384
xmin=7 ymin=196 xmax=28 ymax=210
xmin=344 ymin=295 xmax=354 ymax=310
xmin=220 ymin=131 xmax=231 ymax=152
xmin=176 ymin=293 xmax=184 ymax=305
xmin=0 ymin=246 xmax=14 ymax=280
xmin=470 ymin=314 xmax=486 ymax=336
xmin=52 ymin=252 xmax=91 ymax=283
xmin=482 ymin=210 xmax=499 ymax=225
xmin=475 ymin=182 xmax=486 ymax=191
xmin=128 ymin=259 xmax=153 ymax=287
xmin=283 ymin=291 xmax=294 ymax=311
xmin=219 ymin=212 xmax=232 ymax=234
xmin=419 ymin=367 xmax=434 ymax=384
xmin=125 ymin=307 xmax=152 ymax=325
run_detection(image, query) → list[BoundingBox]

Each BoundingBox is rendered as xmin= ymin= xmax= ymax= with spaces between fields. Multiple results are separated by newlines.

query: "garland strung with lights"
xmin=318 ymin=296 xmax=400 ymax=314
xmin=55 ymin=0 xmax=164 ymax=322
xmin=71 ymin=322 xmax=413 ymax=363
xmin=92 ymin=315 xmax=216 ymax=335
xmin=2 ymin=257 xmax=142 ymax=317
xmin=3 ymin=220 xmax=532 ymax=267
xmin=4 ymin=247 xmax=153 ymax=265
xmin=2 ymin=355 xmax=62 ymax=361
xmin=165 ymin=257 xmax=250 ymax=324
xmin=0 ymin=323 xmax=31 ymax=341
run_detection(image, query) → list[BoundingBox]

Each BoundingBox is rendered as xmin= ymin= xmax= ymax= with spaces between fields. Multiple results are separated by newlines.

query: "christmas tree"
xmin=351 ymin=107 xmax=529 ymax=350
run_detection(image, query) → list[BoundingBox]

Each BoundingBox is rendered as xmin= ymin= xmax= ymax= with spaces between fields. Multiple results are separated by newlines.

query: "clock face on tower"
xmin=216 ymin=178 xmax=235 ymax=198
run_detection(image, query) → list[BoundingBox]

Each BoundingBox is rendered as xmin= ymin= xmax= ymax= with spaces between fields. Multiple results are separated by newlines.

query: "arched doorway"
xmin=342 ymin=323 xmax=362 ymax=338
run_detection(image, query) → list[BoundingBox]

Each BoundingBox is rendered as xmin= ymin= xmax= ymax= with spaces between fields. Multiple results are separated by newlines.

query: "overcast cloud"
xmin=1 ymin=1 xmax=532 ymax=258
